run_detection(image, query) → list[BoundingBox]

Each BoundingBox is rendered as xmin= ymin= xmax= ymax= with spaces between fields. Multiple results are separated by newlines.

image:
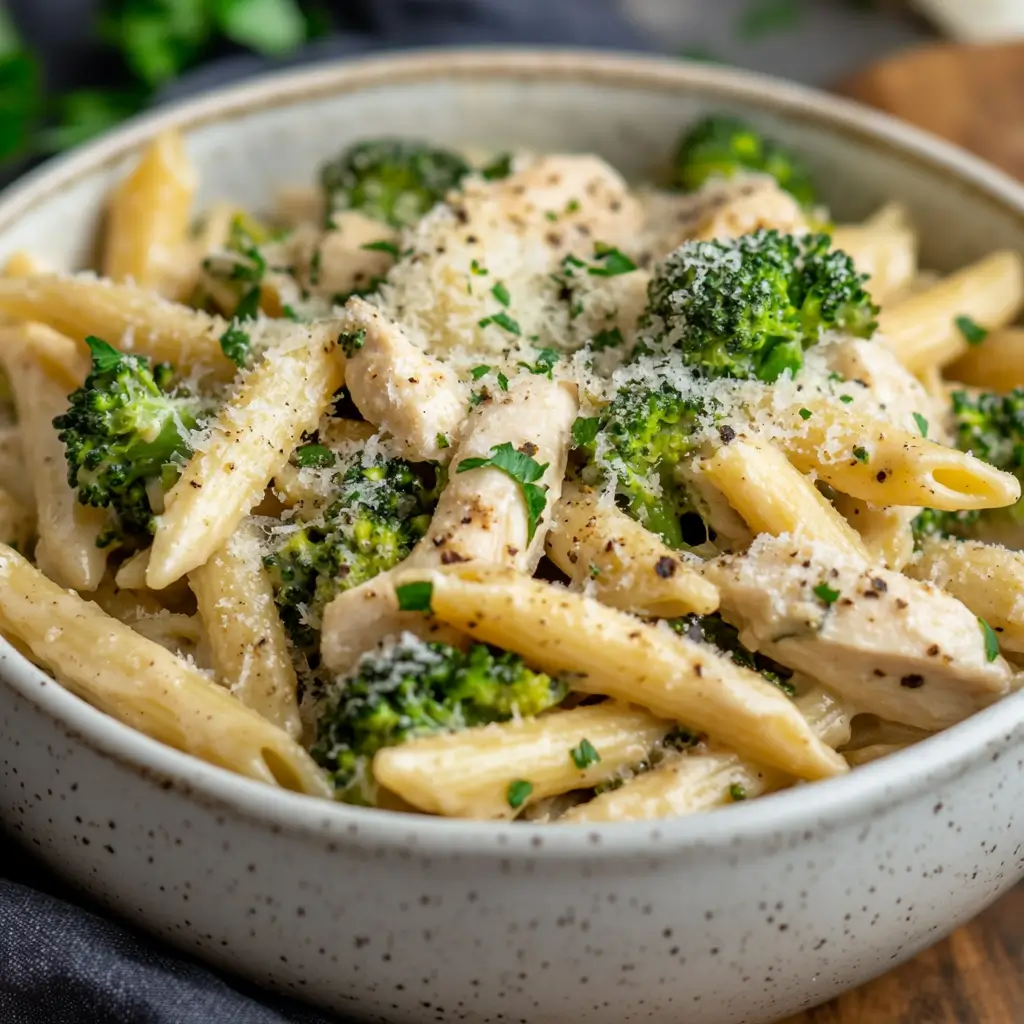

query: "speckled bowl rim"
xmin=3 ymin=47 xmax=1024 ymax=856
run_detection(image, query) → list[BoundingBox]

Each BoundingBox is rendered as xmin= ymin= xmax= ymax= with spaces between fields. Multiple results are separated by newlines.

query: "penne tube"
xmin=546 ymin=479 xmax=719 ymax=617
xmin=698 ymin=440 xmax=869 ymax=561
xmin=320 ymin=375 xmax=577 ymax=674
xmin=396 ymin=563 xmax=848 ymax=781
xmin=189 ymin=523 xmax=302 ymax=738
xmin=0 ymin=274 xmax=235 ymax=378
xmin=373 ymin=701 xmax=672 ymax=819
xmin=0 ymin=542 xmax=330 ymax=796
xmin=879 ymin=251 xmax=1024 ymax=373
xmin=0 ymin=485 xmax=34 ymax=551
xmin=113 ymin=548 xmax=153 ymax=590
xmin=339 ymin=297 xmax=469 ymax=462
xmin=3 ymin=327 xmax=108 ymax=590
xmin=147 ymin=323 xmax=345 ymax=589
xmin=104 ymin=131 xmax=197 ymax=297
xmin=831 ymin=218 xmax=916 ymax=305
xmin=127 ymin=611 xmax=207 ymax=664
xmin=0 ymin=424 xmax=32 ymax=508
xmin=3 ymin=251 xmax=42 ymax=278
xmin=946 ymin=327 xmax=1024 ymax=392
xmin=560 ymin=686 xmax=852 ymax=824
xmin=906 ymin=537 xmax=1024 ymax=654
xmin=830 ymin=493 xmax=917 ymax=571
xmin=772 ymin=399 xmax=1020 ymax=511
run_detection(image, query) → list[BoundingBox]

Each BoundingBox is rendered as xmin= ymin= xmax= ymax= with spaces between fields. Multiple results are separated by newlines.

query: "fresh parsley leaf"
xmin=491 ymin=281 xmax=511 ymax=307
xmin=813 ymin=582 xmax=840 ymax=605
xmin=588 ymin=242 xmax=637 ymax=277
xmin=839 ymin=394 xmax=854 ymax=404
xmin=0 ymin=51 xmax=40 ymax=161
xmin=496 ymin=371 xmax=509 ymax=391
xmin=294 ymin=443 xmax=335 ymax=469
xmin=360 ymin=239 xmax=400 ymax=259
xmin=571 ymin=416 xmax=600 ymax=447
xmin=591 ymin=327 xmax=623 ymax=352
xmin=852 ymin=446 xmax=870 ymax=463
xmin=456 ymin=441 xmax=550 ymax=541
xmin=339 ymin=329 xmax=367 ymax=357
xmin=979 ymin=617 xmax=1000 ymax=662
xmin=213 ymin=0 xmax=307 ymax=57
xmin=395 ymin=581 xmax=433 ymax=612
xmin=436 ymin=433 xmax=451 ymax=450
xmin=84 ymin=336 xmax=123 ymax=374
xmin=798 ymin=408 xmax=812 ymax=420
xmin=469 ymin=259 xmax=488 ymax=276
xmin=913 ymin=412 xmax=928 ymax=438
xmin=729 ymin=783 xmax=748 ymax=802
xmin=955 ymin=315 xmax=988 ymax=345
xmin=481 ymin=153 xmax=513 ymax=181
xmin=471 ymin=364 xmax=492 ymax=381
xmin=518 ymin=347 xmax=559 ymax=378
xmin=478 ymin=312 xmax=521 ymax=336
xmin=570 ymin=738 xmax=601 ymax=770
xmin=218 ymin=286 xmax=261 ymax=367
xmin=506 ymin=779 xmax=533 ymax=809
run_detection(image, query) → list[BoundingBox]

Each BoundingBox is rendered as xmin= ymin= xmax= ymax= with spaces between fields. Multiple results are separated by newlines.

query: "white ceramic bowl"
xmin=2 ymin=49 xmax=1023 ymax=1024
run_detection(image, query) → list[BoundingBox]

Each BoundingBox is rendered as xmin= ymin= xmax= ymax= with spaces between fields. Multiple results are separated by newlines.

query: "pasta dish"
xmin=0 ymin=118 xmax=1021 ymax=822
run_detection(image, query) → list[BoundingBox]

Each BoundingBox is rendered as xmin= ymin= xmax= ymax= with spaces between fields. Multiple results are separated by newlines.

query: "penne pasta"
xmin=697 ymin=439 xmax=869 ymax=560
xmin=0 ymin=485 xmax=34 ymax=551
xmin=395 ymin=563 xmax=848 ymax=781
xmin=906 ymin=537 xmax=1024 ymax=654
xmin=189 ymin=523 xmax=302 ymax=737
xmin=0 ymin=542 xmax=330 ymax=796
xmin=830 ymin=494 xmax=917 ymax=571
xmin=147 ymin=323 xmax=345 ymax=589
xmin=104 ymin=130 xmax=197 ymax=298
xmin=945 ymin=327 xmax=1024 ymax=393
xmin=0 ymin=424 xmax=31 ymax=508
xmin=2 ymin=326 xmax=108 ymax=591
xmin=831 ymin=209 xmax=916 ymax=305
xmin=374 ymin=701 xmax=672 ymax=819
xmin=546 ymin=479 xmax=719 ymax=616
xmin=879 ymin=251 xmax=1024 ymax=373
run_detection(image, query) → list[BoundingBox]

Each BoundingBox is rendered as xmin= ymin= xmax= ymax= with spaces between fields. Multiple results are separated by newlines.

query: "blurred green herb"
xmin=738 ymin=0 xmax=805 ymax=39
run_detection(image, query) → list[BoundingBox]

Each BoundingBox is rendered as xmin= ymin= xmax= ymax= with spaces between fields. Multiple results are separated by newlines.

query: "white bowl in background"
xmin=1 ymin=48 xmax=1023 ymax=1024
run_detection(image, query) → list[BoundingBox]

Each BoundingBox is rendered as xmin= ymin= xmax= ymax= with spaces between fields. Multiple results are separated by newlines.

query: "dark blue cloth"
xmin=0 ymin=7 xmax=651 ymax=1022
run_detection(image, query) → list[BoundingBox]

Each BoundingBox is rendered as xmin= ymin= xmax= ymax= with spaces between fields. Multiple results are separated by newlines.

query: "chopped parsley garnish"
xmin=471 ymin=364 xmax=492 ymax=381
xmin=308 ymin=247 xmax=322 ymax=285
xmin=360 ymin=239 xmax=400 ymax=259
xmin=852 ymin=446 xmax=869 ymax=463
xmin=813 ymin=582 xmax=840 ymax=606
xmin=478 ymin=312 xmax=521 ymax=336
xmin=798 ymin=408 xmax=812 ymax=421
xmin=979 ymin=617 xmax=1000 ymax=662
xmin=395 ymin=581 xmax=433 ymax=612
xmin=436 ymin=433 xmax=451 ymax=450
xmin=587 ymin=242 xmax=637 ymax=277
xmin=507 ymin=779 xmax=533 ymax=809
xmin=497 ymin=371 xmax=509 ymax=392
xmin=339 ymin=329 xmax=367 ymax=357
xmin=591 ymin=326 xmax=624 ymax=352
xmin=518 ymin=347 xmax=559 ymax=378
xmin=588 ymin=563 xmax=601 ymax=578
xmin=470 ymin=259 xmax=488 ymax=276
xmin=571 ymin=416 xmax=600 ymax=446
xmin=729 ymin=783 xmax=748 ymax=802
xmin=570 ymin=738 xmax=601 ymax=770
xmin=913 ymin=412 xmax=929 ymax=438
xmin=565 ymin=199 xmax=581 ymax=214
xmin=491 ymin=281 xmax=511 ymax=307
xmin=481 ymin=153 xmax=513 ymax=180
xmin=218 ymin=286 xmax=261 ymax=367
xmin=955 ymin=315 xmax=988 ymax=346
xmin=294 ymin=443 xmax=335 ymax=469
xmin=839 ymin=394 xmax=854 ymax=405
xmin=457 ymin=441 xmax=549 ymax=541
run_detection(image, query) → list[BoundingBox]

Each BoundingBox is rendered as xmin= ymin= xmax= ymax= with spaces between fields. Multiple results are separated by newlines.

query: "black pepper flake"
xmin=519 ymin=441 xmax=538 ymax=457
xmin=896 ymin=599 xmax=908 ymax=609
xmin=876 ymin=471 xmax=887 ymax=483
xmin=927 ymin=644 xmax=940 ymax=657
xmin=900 ymin=674 xmax=925 ymax=689
xmin=718 ymin=424 xmax=737 ymax=445
xmin=654 ymin=557 xmax=677 ymax=579
xmin=871 ymin=578 xmax=887 ymax=592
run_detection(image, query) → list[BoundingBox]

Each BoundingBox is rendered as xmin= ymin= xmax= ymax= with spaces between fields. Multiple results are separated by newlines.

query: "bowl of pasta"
xmin=0 ymin=46 xmax=1023 ymax=1024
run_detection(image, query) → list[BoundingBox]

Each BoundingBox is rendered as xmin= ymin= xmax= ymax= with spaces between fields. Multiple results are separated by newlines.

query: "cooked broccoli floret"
xmin=320 ymin=138 xmax=470 ymax=229
xmin=311 ymin=635 xmax=569 ymax=803
xmin=640 ymin=229 xmax=878 ymax=382
xmin=52 ymin=336 xmax=207 ymax=549
xmin=670 ymin=613 xmax=795 ymax=696
xmin=263 ymin=453 xmax=439 ymax=658
xmin=573 ymin=380 xmax=706 ymax=549
xmin=913 ymin=388 xmax=1024 ymax=543
xmin=674 ymin=114 xmax=818 ymax=208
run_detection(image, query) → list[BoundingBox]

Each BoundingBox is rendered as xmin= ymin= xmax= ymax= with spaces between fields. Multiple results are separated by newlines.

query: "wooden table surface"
xmin=780 ymin=886 xmax=1023 ymax=1022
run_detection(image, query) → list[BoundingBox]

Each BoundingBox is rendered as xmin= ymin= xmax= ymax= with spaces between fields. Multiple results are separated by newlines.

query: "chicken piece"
xmin=291 ymin=212 xmax=397 ymax=301
xmin=320 ymin=375 xmax=578 ymax=673
xmin=339 ymin=297 xmax=468 ymax=462
xmin=703 ymin=534 xmax=1013 ymax=731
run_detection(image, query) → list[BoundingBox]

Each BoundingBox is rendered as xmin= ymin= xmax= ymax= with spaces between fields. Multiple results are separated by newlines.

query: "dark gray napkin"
xmin=0 ymin=7 xmax=649 ymax=1023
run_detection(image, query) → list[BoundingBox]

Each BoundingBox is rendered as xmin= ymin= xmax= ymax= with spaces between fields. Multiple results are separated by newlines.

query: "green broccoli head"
xmin=320 ymin=138 xmax=470 ymax=229
xmin=311 ymin=635 xmax=569 ymax=803
xmin=674 ymin=114 xmax=818 ymax=208
xmin=913 ymin=387 xmax=1024 ymax=544
xmin=670 ymin=613 xmax=796 ymax=696
xmin=52 ymin=336 xmax=207 ymax=549
xmin=573 ymin=380 xmax=706 ymax=549
xmin=641 ymin=230 xmax=878 ymax=382
xmin=264 ymin=452 xmax=439 ymax=657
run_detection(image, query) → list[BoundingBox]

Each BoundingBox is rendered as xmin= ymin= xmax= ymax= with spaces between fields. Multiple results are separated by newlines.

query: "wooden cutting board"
xmin=780 ymin=41 xmax=1024 ymax=1023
